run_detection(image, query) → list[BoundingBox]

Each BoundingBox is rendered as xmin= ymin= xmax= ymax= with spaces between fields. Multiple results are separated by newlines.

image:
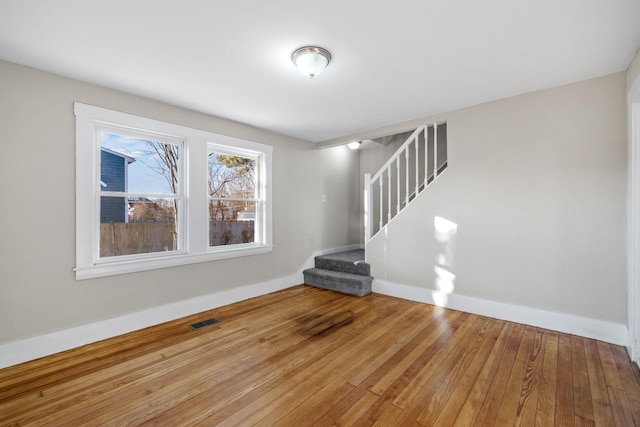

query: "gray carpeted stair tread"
xmin=315 ymin=249 xmax=370 ymax=276
xmin=303 ymin=267 xmax=372 ymax=297
xmin=318 ymin=249 xmax=365 ymax=262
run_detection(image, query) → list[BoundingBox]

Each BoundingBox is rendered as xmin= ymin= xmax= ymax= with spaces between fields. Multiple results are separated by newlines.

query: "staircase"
xmin=304 ymin=123 xmax=447 ymax=296
xmin=303 ymin=249 xmax=373 ymax=296
xmin=364 ymin=122 xmax=447 ymax=242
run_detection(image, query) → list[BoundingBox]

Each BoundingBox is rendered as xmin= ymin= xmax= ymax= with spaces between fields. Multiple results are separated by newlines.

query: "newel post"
xmin=364 ymin=173 xmax=372 ymax=243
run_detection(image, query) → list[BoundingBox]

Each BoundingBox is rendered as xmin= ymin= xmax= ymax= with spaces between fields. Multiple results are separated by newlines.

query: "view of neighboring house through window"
xmin=99 ymin=130 xmax=183 ymax=258
xmin=208 ymin=148 xmax=258 ymax=246
xmin=100 ymin=147 xmax=135 ymax=224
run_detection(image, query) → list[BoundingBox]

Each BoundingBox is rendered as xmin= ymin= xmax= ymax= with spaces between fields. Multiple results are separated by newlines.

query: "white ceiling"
xmin=1 ymin=1 xmax=639 ymax=144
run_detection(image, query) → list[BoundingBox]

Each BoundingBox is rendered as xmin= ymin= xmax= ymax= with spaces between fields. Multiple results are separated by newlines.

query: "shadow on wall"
xmin=432 ymin=216 xmax=457 ymax=306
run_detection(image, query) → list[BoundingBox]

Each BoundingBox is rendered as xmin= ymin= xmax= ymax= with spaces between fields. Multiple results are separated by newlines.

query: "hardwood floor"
xmin=1 ymin=285 xmax=639 ymax=426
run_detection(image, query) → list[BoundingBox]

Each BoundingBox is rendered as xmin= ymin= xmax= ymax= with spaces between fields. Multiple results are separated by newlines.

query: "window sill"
xmin=74 ymin=244 xmax=273 ymax=280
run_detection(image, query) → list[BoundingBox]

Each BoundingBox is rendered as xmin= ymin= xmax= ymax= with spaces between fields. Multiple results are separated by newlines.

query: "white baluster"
xmin=434 ymin=123 xmax=438 ymax=179
xmin=424 ymin=126 xmax=428 ymax=188
xmin=379 ymin=175 xmax=383 ymax=230
xmin=364 ymin=173 xmax=372 ymax=242
xmin=388 ymin=166 xmax=392 ymax=222
xmin=415 ymin=136 xmax=419 ymax=196
xmin=396 ymin=156 xmax=400 ymax=215
xmin=405 ymin=147 xmax=409 ymax=207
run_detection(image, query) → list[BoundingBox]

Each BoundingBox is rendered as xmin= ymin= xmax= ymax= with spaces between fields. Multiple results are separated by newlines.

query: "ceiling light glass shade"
xmin=292 ymin=46 xmax=331 ymax=78
xmin=347 ymin=141 xmax=361 ymax=150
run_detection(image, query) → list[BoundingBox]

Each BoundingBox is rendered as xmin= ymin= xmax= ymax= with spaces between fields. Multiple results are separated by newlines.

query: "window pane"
xmin=100 ymin=196 xmax=178 ymax=257
xmin=209 ymin=200 xmax=256 ymax=246
xmin=208 ymin=152 xmax=255 ymax=199
xmin=101 ymin=132 xmax=179 ymax=194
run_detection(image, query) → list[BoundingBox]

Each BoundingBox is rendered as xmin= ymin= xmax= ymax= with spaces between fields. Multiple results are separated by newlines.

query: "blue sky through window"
xmin=100 ymin=132 xmax=175 ymax=194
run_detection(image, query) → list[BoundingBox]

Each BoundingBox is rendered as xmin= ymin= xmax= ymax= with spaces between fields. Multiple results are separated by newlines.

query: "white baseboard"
xmin=373 ymin=279 xmax=629 ymax=346
xmin=0 ymin=244 xmax=363 ymax=370
xmin=16 ymin=245 xmax=617 ymax=370
xmin=0 ymin=274 xmax=300 ymax=370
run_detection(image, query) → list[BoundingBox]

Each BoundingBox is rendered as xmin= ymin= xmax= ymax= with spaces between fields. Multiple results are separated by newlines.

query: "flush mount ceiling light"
xmin=291 ymin=46 xmax=332 ymax=78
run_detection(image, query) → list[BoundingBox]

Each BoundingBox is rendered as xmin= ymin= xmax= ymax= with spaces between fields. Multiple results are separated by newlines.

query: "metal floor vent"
xmin=189 ymin=317 xmax=220 ymax=330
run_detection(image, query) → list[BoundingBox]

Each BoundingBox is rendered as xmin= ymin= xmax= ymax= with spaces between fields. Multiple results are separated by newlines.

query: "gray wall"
xmin=0 ymin=60 xmax=360 ymax=344
xmin=627 ymin=48 xmax=640 ymax=93
xmin=362 ymin=73 xmax=628 ymax=323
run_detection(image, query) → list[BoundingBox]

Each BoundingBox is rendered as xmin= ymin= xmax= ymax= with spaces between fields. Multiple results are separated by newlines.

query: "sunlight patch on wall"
xmin=434 ymin=216 xmax=457 ymax=267
xmin=434 ymin=266 xmax=456 ymax=294
xmin=432 ymin=216 xmax=457 ymax=307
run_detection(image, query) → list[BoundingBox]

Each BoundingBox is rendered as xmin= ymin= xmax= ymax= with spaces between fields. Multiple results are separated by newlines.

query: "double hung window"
xmin=98 ymin=128 xmax=183 ymax=257
xmin=208 ymin=146 xmax=260 ymax=247
xmin=75 ymin=103 xmax=272 ymax=279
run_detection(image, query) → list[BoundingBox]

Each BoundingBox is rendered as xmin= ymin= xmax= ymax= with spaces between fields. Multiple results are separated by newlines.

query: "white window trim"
xmin=74 ymin=102 xmax=273 ymax=280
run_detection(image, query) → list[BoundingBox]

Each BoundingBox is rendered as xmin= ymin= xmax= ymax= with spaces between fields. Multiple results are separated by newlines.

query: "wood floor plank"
xmin=608 ymin=385 xmax=636 ymax=427
xmin=534 ymin=330 xmax=558 ymax=427
xmin=452 ymin=321 xmax=515 ymax=426
xmin=597 ymin=340 xmax=624 ymax=389
xmin=0 ymin=286 xmax=638 ymax=426
xmin=610 ymin=344 xmax=640 ymax=425
xmin=350 ymin=396 xmax=397 ymax=427
xmin=371 ymin=404 xmax=404 ymax=427
xmin=516 ymin=327 xmax=546 ymax=426
xmin=473 ymin=322 xmax=526 ymax=426
xmin=493 ymin=325 xmax=540 ymax=426
xmin=418 ymin=318 xmax=505 ymax=426
xmin=571 ymin=335 xmax=596 ymax=425
xmin=429 ymin=319 xmax=506 ymax=426
xmin=583 ymin=338 xmax=616 ymax=426
xmin=368 ymin=308 xmax=459 ymax=396
xmin=263 ymin=377 xmax=354 ymax=426
xmin=331 ymin=390 xmax=381 ymax=426
xmin=555 ymin=332 xmax=575 ymax=426
xmin=343 ymin=311 xmax=466 ymax=425
xmin=333 ymin=304 xmax=428 ymax=385
xmin=304 ymin=306 xmax=458 ymax=427
xmin=392 ymin=313 xmax=481 ymax=409
xmin=338 ymin=309 xmax=468 ymax=424
xmin=346 ymin=304 xmax=437 ymax=386
xmin=388 ymin=315 xmax=489 ymax=425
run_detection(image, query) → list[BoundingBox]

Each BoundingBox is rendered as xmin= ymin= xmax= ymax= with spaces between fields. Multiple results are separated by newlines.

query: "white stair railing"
xmin=364 ymin=122 xmax=447 ymax=242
